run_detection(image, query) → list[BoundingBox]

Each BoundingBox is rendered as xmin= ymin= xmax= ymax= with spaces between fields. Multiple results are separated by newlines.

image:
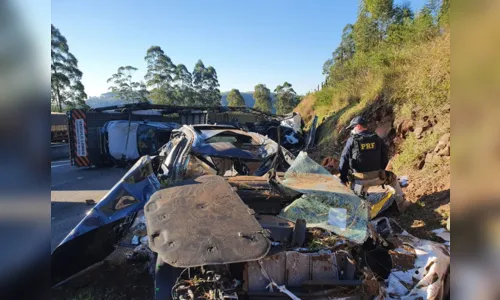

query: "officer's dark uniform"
xmin=338 ymin=116 xmax=411 ymax=212
xmin=338 ymin=119 xmax=388 ymax=184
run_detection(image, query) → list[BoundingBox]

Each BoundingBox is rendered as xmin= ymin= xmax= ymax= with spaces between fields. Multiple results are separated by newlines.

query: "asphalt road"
xmin=51 ymin=160 xmax=127 ymax=251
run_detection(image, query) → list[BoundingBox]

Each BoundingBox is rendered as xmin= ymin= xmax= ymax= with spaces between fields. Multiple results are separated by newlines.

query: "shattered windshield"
xmin=278 ymin=152 xmax=370 ymax=244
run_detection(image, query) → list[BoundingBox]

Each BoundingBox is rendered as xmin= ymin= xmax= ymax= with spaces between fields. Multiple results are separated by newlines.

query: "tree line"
xmin=227 ymin=82 xmax=301 ymax=115
xmin=106 ymin=46 xmax=222 ymax=106
xmin=51 ymin=24 xmax=301 ymax=114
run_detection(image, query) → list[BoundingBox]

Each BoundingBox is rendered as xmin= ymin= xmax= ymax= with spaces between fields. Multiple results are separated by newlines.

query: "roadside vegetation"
xmin=296 ymin=0 xmax=450 ymax=174
xmin=295 ymin=0 xmax=450 ymax=238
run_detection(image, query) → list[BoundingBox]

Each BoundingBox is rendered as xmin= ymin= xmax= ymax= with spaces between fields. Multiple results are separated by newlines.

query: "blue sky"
xmin=51 ymin=0 xmax=428 ymax=97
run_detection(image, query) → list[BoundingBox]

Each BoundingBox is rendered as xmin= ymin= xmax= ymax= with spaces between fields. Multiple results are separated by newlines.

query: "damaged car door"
xmin=51 ymin=156 xmax=161 ymax=286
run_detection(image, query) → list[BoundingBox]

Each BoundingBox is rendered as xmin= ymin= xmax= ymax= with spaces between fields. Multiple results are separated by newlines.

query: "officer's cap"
xmin=345 ymin=116 xmax=367 ymax=130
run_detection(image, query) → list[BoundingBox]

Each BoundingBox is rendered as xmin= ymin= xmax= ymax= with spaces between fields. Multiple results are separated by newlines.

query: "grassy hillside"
xmin=299 ymin=30 xmax=450 ymax=169
xmin=295 ymin=0 xmax=450 ymax=238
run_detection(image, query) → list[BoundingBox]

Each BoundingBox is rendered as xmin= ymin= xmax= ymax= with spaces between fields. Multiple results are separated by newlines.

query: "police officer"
xmin=339 ymin=116 xmax=411 ymax=212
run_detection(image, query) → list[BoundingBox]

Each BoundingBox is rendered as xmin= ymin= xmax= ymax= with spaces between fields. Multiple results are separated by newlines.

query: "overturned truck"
xmin=52 ymin=125 xmax=450 ymax=300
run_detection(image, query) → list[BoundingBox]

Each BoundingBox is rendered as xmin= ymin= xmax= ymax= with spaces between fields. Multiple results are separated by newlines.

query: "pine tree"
xmin=51 ymin=24 xmax=89 ymax=111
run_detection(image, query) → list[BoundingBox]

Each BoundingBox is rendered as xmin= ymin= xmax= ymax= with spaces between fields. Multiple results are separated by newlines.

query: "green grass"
xmin=296 ymin=30 xmax=450 ymax=178
xmin=391 ymin=131 xmax=441 ymax=174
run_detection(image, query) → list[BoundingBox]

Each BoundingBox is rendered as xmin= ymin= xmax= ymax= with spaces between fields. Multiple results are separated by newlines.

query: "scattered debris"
xmin=85 ymin=199 xmax=95 ymax=205
xmin=362 ymin=269 xmax=382 ymax=296
xmin=384 ymin=233 xmax=450 ymax=299
xmin=130 ymin=211 xmax=147 ymax=236
xmin=432 ymin=228 xmax=450 ymax=246
xmin=389 ymin=249 xmax=416 ymax=271
xmin=398 ymin=176 xmax=409 ymax=187
xmin=52 ymin=131 xmax=450 ymax=300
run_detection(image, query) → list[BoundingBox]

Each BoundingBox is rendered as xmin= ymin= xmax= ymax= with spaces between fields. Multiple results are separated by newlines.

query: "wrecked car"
xmin=101 ymin=120 xmax=181 ymax=166
xmin=51 ymin=125 xmax=450 ymax=300
xmin=242 ymin=112 xmax=306 ymax=153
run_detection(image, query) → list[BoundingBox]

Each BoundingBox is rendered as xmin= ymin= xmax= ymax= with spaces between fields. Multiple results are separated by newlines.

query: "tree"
xmin=192 ymin=60 xmax=206 ymax=105
xmin=144 ymin=46 xmax=175 ymax=104
xmin=51 ymin=24 xmax=89 ymax=111
xmin=323 ymin=24 xmax=355 ymax=77
xmin=172 ymin=64 xmax=193 ymax=105
xmin=353 ymin=9 xmax=380 ymax=53
xmin=366 ymin=0 xmax=394 ymax=41
xmin=253 ymin=84 xmax=272 ymax=113
xmin=322 ymin=58 xmax=334 ymax=76
xmin=204 ymin=66 xmax=221 ymax=106
xmin=275 ymin=82 xmax=297 ymax=115
xmin=107 ymin=66 xmax=149 ymax=103
xmin=392 ymin=2 xmax=414 ymax=24
xmin=366 ymin=0 xmax=394 ymax=21
xmin=332 ymin=24 xmax=356 ymax=67
xmin=438 ymin=0 xmax=450 ymax=28
xmin=387 ymin=2 xmax=415 ymax=44
xmin=227 ymin=89 xmax=245 ymax=107
xmin=412 ymin=4 xmax=438 ymax=41
xmin=192 ymin=60 xmax=221 ymax=106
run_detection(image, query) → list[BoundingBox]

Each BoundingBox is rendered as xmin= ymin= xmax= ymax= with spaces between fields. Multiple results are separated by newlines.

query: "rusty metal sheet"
xmin=285 ymin=251 xmax=311 ymax=286
xmin=246 ymin=251 xmax=340 ymax=292
xmin=145 ymin=175 xmax=270 ymax=267
xmin=246 ymin=251 xmax=287 ymax=292
xmin=311 ymin=253 xmax=339 ymax=281
xmin=227 ymin=175 xmax=273 ymax=190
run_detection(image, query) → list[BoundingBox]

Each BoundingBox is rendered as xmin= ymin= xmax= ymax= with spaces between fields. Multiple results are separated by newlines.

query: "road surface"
xmin=51 ymin=160 xmax=126 ymax=251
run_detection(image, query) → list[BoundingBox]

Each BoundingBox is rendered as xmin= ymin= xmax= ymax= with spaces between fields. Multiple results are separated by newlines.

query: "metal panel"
xmin=285 ymin=251 xmax=311 ymax=286
xmin=246 ymin=251 xmax=340 ymax=292
xmin=145 ymin=175 xmax=271 ymax=267
xmin=246 ymin=251 xmax=286 ymax=292
xmin=311 ymin=253 xmax=339 ymax=281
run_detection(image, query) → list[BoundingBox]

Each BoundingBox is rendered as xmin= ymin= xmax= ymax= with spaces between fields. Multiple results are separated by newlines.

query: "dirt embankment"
xmin=309 ymin=101 xmax=450 ymax=241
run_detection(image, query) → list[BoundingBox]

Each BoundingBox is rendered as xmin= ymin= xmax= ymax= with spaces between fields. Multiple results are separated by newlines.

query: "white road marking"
xmin=52 ymin=160 xmax=70 ymax=164
xmin=51 ymin=163 xmax=70 ymax=168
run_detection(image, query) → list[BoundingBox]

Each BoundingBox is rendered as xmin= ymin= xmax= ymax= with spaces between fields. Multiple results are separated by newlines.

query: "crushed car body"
xmin=51 ymin=125 xmax=450 ymax=300
xmin=102 ymin=120 xmax=180 ymax=164
xmin=244 ymin=112 xmax=306 ymax=153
